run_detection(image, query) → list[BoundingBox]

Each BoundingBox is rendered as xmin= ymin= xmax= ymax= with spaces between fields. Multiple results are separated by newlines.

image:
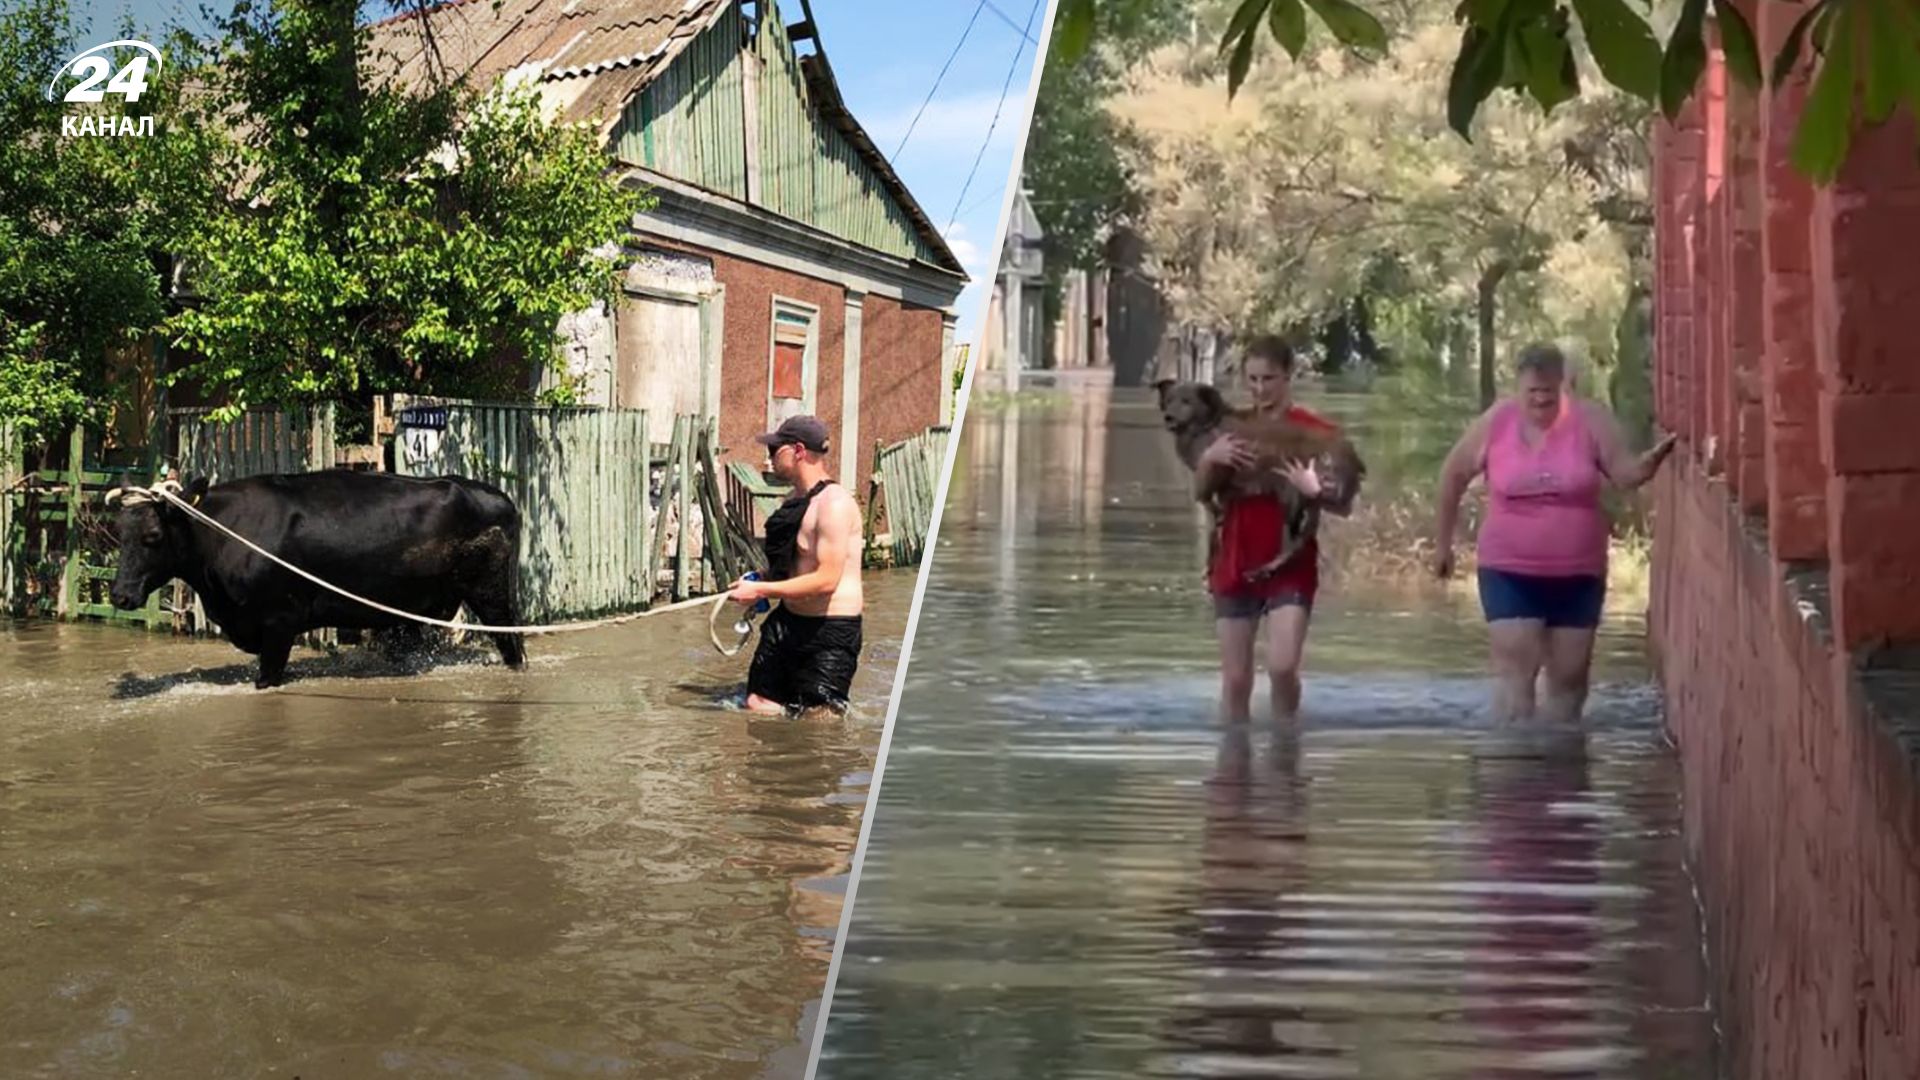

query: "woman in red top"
xmin=1193 ymin=337 xmax=1355 ymax=724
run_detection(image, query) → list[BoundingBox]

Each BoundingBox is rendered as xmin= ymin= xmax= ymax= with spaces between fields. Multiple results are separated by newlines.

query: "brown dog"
xmin=1156 ymin=378 xmax=1365 ymax=582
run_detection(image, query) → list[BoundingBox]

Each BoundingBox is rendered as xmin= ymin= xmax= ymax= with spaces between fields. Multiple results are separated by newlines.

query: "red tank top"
xmin=1207 ymin=405 xmax=1339 ymax=597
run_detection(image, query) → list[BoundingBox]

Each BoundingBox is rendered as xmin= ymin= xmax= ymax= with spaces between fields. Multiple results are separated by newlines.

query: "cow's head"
xmin=1155 ymin=379 xmax=1226 ymax=435
xmin=108 ymin=475 xmax=209 ymax=610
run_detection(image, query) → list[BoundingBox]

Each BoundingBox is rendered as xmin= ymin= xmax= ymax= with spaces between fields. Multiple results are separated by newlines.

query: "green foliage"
xmin=0 ymin=0 xmax=173 ymax=438
xmin=1792 ymin=1 xmax=1856 ymax=178
xmin=1219 ymin=0 xmax=1389 ymax=97
xmin=1025 ymin=0 xmax=1192 ymax=361
xmin=1573 ymin=0 xmax=1662 ymax=101
xmin=1027 ymin=0 xmax=1189 ymax=270
xmin=0 ymin=321 xmax=90 ymax=441
xmin=946 ymin=345 xmax=970 ymax=418
xmin=160 ymin=0 xmax=649 ymax=418
xmin=1659 ymin=0 xmax=1710 ymax=121
xmin=1111 ymin=0 xmax=1648 ymax=373
xmin=1609 ymin=283 xmax=1653 ymax=448
xmin=1068 ymin=0 xmax=1920 ymax=184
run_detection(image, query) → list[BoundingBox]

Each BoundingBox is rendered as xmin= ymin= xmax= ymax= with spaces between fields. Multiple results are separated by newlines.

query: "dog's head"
xmin=1155 ymin=379 xmax=1226 ymax=434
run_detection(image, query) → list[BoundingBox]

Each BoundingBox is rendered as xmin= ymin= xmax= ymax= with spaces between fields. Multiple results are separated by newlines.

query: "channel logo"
xmin=45 ymin=39 xmax=163 ymax=138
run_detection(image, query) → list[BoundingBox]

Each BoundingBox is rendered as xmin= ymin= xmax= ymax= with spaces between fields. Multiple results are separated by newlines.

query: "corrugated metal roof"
xmin=368 ymin=0 xmax=715 ymax=91
xmin=369 ymin=0 xmax=963 ymax=276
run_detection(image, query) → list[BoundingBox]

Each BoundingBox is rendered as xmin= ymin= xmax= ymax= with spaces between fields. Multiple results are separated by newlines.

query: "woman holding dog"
xmin=1192 ymin=336 xmax=1355 ymax=724
xmin=1430 ymin=343 xmax=1677 ymax=725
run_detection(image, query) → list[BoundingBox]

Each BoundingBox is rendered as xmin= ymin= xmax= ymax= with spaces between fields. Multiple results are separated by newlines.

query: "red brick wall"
xmin=669 ymin=246 xmax=847 ymax=475
xmin=1650 ymin=9 xmax=1920 ymax=1076
xmin=852 ymin=293 xmax=943 ymax=486
xmin=1650 ymin=459 xmax=1920 ymax=1080
xmin=644 ymin=241 xmax=945 ymax=490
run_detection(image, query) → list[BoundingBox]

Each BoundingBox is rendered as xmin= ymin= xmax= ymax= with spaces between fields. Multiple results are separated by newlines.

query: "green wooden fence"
xmin=173 ymin=403 xmax=337 ymax=482
xmin=0 ymin=426 xmax=171 ymax=628
xmin=874 ymin=425 xmax=951 ymax=568
xmin=163 ymin=404 xmax=342 ymax=643
xmin=391 ymin=395 xmax=655 ymax=623
xmin=1 ymin=401 xmax=771 ymax=631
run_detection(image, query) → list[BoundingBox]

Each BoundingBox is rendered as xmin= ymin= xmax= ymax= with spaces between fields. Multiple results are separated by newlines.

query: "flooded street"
xmin=817 ymin=386 xmax=1720 ymax=1079
xmin=0 ymin=571 xmax=914 ymax=1079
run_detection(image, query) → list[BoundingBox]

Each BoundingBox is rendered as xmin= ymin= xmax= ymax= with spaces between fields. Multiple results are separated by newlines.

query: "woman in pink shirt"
xmin=1430 ymin=344 xmax=1676 ymax=724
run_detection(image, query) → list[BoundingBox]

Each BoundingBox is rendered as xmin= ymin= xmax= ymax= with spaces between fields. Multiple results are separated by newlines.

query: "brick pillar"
xmin=1654 ymin=123 xmax=1676 ymax=432
xmin=1757 ymin=0 xmax=1825 ymax=560
xmin=1813 ymin=112 xmax=1920 ymax=651
xmin=1686 ymin=91 xmax=1712 ymax=453
xmin=1660 ymin=103 xmax=1707 ymax=451
xmin=1702 ymin=43 xmax=1729 ymax=476
xmin=1725 ymin=28 xmax=1766 ymax=511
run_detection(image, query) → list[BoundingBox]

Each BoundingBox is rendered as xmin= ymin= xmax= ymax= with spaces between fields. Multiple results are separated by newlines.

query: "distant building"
xmin=374 ymin=0 xmax=969 ymax=482
xmin=981 ymin=189 xmax=1047 ymax=388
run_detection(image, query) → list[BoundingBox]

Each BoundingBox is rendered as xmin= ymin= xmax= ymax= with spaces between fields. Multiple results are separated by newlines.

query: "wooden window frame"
xmin=766 ymin=295 xmax=820 ymax=427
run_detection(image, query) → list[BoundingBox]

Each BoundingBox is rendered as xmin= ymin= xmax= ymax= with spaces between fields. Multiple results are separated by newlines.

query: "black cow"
xmin=110 ymin=469 xmax=526 ymax=688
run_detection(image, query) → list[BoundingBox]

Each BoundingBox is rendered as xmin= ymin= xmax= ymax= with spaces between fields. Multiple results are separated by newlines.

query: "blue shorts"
xmin=1476 ymin=568 xmax=1605 ymax=629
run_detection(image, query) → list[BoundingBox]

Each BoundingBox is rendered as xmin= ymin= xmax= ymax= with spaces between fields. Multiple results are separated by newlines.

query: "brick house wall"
xmin=853 ymin=293 xmax=944 ymax=486
xmin=1648 ymin=8 xmax=1920 ymax=1076
xmin=647 ymin=238 xmax=946 ymax=490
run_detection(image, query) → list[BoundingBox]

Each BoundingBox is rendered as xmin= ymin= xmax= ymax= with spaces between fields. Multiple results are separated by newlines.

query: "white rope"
xmin=708 ymin=594 xmax=758 ymax=657
xmin=105 ymin=481 xmax=740 ymax=636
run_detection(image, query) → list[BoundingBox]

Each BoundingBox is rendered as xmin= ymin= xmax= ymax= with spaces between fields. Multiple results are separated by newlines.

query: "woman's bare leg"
xmin=1265 ymin=604 xmax=1311 ymax=724
xmin=1540 ymin=626 xmax=1599 ymax=725
xmin=1487 ymin=618 xmax=1547 ymax=723
xmin=1216 ymin=616 xmax=1259 ymax=723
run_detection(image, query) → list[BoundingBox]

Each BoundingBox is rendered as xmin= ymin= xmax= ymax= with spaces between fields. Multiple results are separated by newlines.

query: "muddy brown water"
xmin=0 ymin=571 xmax=913 ymax=1079
xmin=816 ymin=385 xmax=1721 ymax=1079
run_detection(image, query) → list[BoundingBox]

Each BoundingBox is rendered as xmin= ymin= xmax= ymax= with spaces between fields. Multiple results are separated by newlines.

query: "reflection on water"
xmin=0 ymin=572 xmax=913 ymax=1079
xmin=817 ymin=387 xmax=1717 ymax=1079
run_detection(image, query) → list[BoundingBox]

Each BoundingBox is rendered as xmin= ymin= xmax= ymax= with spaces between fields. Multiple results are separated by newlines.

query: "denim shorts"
xmin=1476 ymin=568 xmax=1605 ymax=629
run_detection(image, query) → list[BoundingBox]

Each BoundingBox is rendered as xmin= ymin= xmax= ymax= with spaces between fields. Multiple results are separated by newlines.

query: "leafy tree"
xmin=1109 ymin=1 xmax=1647 ymax=402
xmin=158 ymin=0 xmax=649 ymax=419
xmin=1060 ymin=0 xmax=1920 ymax=183
xmin=1610 ymin=280 xmax=1653 ymax=444
xmin=0 ymin=0 xmax=177 ymax=439
xmin=1023 ymin=0 xmax=1190 ymax=364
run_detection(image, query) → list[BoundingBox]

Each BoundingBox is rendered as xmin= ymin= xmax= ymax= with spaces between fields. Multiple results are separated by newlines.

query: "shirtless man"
xmin=727 ymin=415 xmax=865 ymax=716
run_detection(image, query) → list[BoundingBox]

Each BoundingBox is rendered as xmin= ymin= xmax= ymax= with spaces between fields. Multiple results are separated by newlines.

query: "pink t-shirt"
xmin=1475 ymin=398 xmax=1609 ymax=578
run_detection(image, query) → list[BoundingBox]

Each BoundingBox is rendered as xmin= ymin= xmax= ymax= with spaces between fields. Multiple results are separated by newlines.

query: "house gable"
xmin=607 ymin=1 xmax=961 ymax=275
xmin=367 ymin=0 xmax=964 ymax=280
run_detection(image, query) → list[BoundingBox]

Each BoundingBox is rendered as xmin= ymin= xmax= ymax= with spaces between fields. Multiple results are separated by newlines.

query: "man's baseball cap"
xmin=753 ymin=415 xmax=830 ymax=453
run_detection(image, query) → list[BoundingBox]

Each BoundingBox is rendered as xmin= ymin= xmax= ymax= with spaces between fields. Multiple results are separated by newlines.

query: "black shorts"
xmin=745 ymin=606 xmax=863 ymax=713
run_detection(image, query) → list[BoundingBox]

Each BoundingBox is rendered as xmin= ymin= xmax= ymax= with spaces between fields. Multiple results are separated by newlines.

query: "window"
xmin=767 ymin=298 xmax=819 ymax=428
xmin=772 ymin=310 xmax=809 ymax=400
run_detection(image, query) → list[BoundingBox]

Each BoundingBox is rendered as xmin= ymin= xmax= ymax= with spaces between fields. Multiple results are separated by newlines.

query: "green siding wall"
xmin=614 ymin=11 xmax=749 ymax=201
xmin=611 ymin=1 xmax=944 ymax=267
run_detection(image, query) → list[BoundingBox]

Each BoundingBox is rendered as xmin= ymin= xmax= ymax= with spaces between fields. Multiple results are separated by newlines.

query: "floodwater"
xmin=817 ymin=384 xmax=1720 ymax=1079
xmin=0 ymin=571 xmax=914 ymax=1079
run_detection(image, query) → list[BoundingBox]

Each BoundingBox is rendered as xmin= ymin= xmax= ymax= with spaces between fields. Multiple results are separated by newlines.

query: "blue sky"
xmin=807 ymin=0 xmax=1042 ymax=341
xmin=70 ymin=0 xmax=1044 ymax=344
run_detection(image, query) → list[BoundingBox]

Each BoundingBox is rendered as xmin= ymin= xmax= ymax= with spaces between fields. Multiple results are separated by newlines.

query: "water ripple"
xmin=819 ymin=393 xmax=1717 ymax=1080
